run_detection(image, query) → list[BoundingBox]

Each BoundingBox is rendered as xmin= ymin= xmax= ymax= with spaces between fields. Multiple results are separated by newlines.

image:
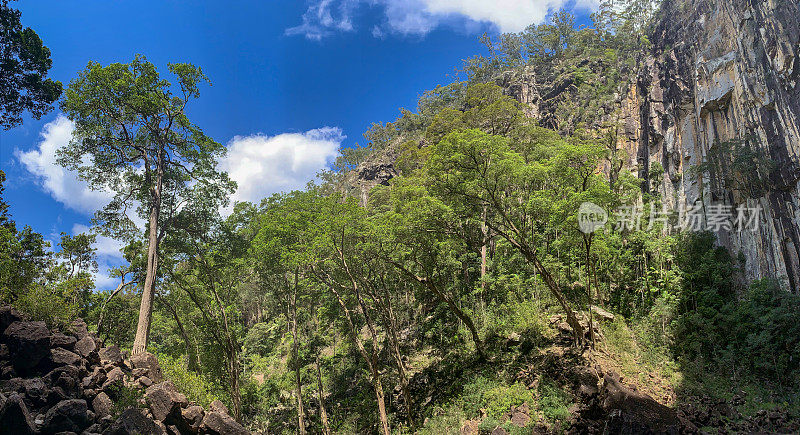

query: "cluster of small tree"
xmin=4 ymin=0 xmax=800 ymax=432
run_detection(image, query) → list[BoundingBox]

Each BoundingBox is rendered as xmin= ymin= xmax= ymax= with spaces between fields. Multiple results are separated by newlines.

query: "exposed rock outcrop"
xmin=618 ymin=0 xmax=800 ymax=292
xmin=0 ymin=309 xmax=250 ymax=434
xmin=502 ymin=0 xmax=800 ymax=291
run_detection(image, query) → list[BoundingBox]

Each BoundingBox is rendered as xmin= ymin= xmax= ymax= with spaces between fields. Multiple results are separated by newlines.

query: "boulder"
xmin=181 ymin=405 xmax=204 ymax=432
xmin=130 ymin=352 xmax=163 ymax=383
xmin=22 ymin=377 xmax=48 ymax=406
xmin=51 ymin=333 xmax=77 ymax=351
xmin=41 ymin=398 xmax=90 ymax=433
xmin=601 ymin=372 xmax=682 ymax=434
xmin=0 ymin=394 xmax=36 ymax=435
xmin=92 ymin=392 xmax=113 ymax=418
xmin=0 ymin=307 xmax=22 ymax=334
xmin=200 ymin=411 xmax=249 ymax=435
xmin=138 ymin=376 xmax=153 ymax=388
xmin=101 ymin=367 xmax=124 ymax=392
xmin=98 ymin=346 xmax=123 ymax=366
xmin=144 ymin=381 xmax=187 ymax=423
xmin=209 ymin=399 xmax=229 ymax=415
xmin=3 ymin=321 xmax=51 ymax=374
xmin=74 ymin=336 xmax=97 ymax=358
xmin=102 ymin=408 xmax=164 ymax=435
xmin=70 ymin=319 xmax=90 ymax=340
xmin=50 ymin=348 xmax=83 ymax=366
xmin=82 ymin=367 xmax=107 ymax=389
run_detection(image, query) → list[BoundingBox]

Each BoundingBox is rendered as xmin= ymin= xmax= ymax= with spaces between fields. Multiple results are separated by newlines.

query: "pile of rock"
xmin=0 ymin=306 xmax=249 ymax=434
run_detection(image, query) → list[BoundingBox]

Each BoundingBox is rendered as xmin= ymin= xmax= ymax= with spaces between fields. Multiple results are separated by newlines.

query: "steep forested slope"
xmin=3 ymin=0 xmax=800 ymax=434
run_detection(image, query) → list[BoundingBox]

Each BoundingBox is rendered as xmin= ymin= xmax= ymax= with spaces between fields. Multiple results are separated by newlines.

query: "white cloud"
xmin=221 ymin=127 xmax=344 ymax=207
xmin=287 ymin=0 xmax=600 ymax=39
xmin=72 ymin=223 xmax=125 ymax=291
xmin=287 ymin=0 xmax=359 ymax=40
xmin=15 ymin=115 xmax=113 ymax=215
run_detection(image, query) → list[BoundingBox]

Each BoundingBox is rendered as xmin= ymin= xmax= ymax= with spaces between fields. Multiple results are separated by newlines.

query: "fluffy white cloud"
xmin=288 ymin=0 xmax=600 ymax=39
xmin=221 ymin=127 xmax=344 ymax=207
xmin=15 ymin=115 xmax=113 ymax=215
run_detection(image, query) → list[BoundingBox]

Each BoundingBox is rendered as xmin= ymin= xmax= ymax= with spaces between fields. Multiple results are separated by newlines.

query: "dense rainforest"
xmin=2 ymin=0 xmax=800 ymax=433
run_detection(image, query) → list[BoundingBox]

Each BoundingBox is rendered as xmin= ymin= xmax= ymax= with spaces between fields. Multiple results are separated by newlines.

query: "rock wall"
xmin=503 ymin=0 xmax=800 ymax=291
xmin=618 ymin=0 xmax=800 ymax=291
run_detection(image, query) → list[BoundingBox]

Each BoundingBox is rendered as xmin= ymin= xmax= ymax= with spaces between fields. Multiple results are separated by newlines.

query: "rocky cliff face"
xmin=617 ymin=0 xmax=800 ymax=292
xmin=351 ymin=0 xmax=800 ymax=291
xmin=504 ymin=0 xmax=800 ymax=291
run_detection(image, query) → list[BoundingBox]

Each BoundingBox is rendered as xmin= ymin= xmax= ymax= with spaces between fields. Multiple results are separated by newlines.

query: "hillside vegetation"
xmin=2 ymin=0 xmax=799 ymax=433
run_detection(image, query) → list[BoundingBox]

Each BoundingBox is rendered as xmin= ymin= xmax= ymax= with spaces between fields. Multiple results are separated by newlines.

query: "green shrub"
xmin=157 ymin=353 xmax=220 ymax=407
xmin=106 ymin=384 xmax=145 ymax=417
xmin=13 ymin=284 xmax=77 ymax=329
xmin=483 ymin=383 xmax=533 ymax=419
xmin=537 ymin=380 xmax=571 ymax=423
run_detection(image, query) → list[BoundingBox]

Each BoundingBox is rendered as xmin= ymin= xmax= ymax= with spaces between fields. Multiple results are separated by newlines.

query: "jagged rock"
xmin=51 ymin=333 xmax=78 ymax=351
xmin=200 ymin=411 xmax=249 ymax=435
xmin=101 ymin=367 xmax=124 ymax=392
xmin=590 ymin=305 xmax=615 ymax=322
xmin=42 ymin=398 xmax=90 ymax=433
xmin=70 ymin=319 xmax=89 ymax=340
xmin=84 ymin=422 xmax=103 ymax=434
xmin=144 ymin=381 xmax=187 ymax=423
xmin=0 ymin=307 xmax=22 ymax=334
xmin=138 ymin=376 xmax=153 ymax=388
xmin=181 ymin=405 xmax=204 ymax=432
xmin=130 ymin=352 xmax=163 ymax=383
xmin=601 ymin=372 xmax=683 ymax=434
xmin=98 ymin=346 xmax=123 ymax=366
xmin=0 ymin=394 xmax=36 ymax=435
xmin=74 ymin=336 xmax=97 ymax=358
xmin=3 ymin=321 xmax=51 ymax=374
xmin=92 ymin=392 xmax=113 ymax=418
xmin=460 ymin=419 xmax=480 ymax=435
xmin=22 ymin=377 xmax=48 ymax=406
xmin=51 ymin=348 xmax=83 ymax=366
xmin=508 ymin=403 xmax=531 ymax=427
xmin=82 ymin=367 xmax=106 ymax=389
xmin=209 ymin=399 xmax=229 ymax=415
xmin=102 ymin=408 xmax=164 ymax=435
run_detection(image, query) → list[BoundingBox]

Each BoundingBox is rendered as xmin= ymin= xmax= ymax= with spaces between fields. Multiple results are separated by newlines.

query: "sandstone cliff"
xmin=352 ymin=0 xmax=800 ymax=292
xmin=616 ymin=0 xmax=800 ymax=291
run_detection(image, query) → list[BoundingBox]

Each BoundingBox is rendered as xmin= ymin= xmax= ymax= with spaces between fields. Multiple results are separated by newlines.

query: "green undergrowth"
xmin=157 ymin=353 xmax=221 ymax=408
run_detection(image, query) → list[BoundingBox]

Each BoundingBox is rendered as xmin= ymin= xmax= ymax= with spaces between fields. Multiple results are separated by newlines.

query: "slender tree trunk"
xmin=313 ymin=268 xmax=391 ymax=435
xmin=528 ymin=252 xmax=585 ymax=345
xmin=373 ymin=371 xmax=391 ymax=435
xmin=160 ymin=297 xmax=200 ymax=372
xmin=583 ymin=234 xmax=595 ymax=349
xmin=132 ymin=168 xmax=163 ymax=356
xmin=290 ymin=278 xmax=306 ymax=435
xmin=97 ymin=279 xmax=134 ymax=341
xmin=315 ymin=357 xmax=331 ymax=435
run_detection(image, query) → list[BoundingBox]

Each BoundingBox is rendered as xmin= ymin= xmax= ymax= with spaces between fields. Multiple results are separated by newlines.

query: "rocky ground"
xmin=455 ymin=313 xmax=799 ymax=435
xmin=0 ymin=306 xmax=250 ymax=435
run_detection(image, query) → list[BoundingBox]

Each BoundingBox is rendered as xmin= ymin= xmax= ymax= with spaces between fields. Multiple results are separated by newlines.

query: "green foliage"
xmin=484 ymin=383 xmax=533 ymax=419
xmin=13 ymin=283 xmax=78 ymax=329
xmin=106 ymin=383 xmax=146 ymax=417
xmin=158 ymin=353 xmax=221 ymax=408
xmin=0 ymin=0 xmax=62 ymax=129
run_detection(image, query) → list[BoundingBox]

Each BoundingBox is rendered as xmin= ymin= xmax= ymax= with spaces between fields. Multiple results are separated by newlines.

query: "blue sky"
xmin=0 ymin=0 xmax=597 ymax=288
